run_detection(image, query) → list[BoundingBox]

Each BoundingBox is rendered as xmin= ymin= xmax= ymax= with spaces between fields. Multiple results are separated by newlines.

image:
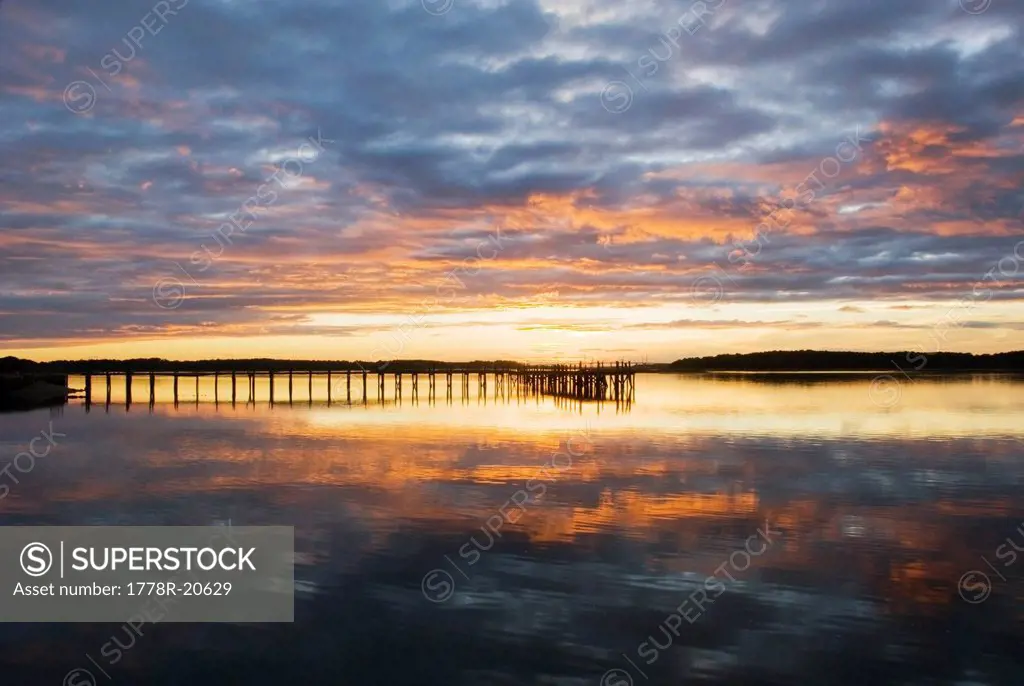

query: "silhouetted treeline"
xmin=0 ymin=356 xmax=533 ymax=375
xmin=4 ymin=351 xmax=1024 ymax=375
xmin=667 ymin=350 xmax=1024 ymax=372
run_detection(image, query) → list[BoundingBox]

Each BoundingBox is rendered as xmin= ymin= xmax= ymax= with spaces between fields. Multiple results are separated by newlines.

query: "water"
xmin=1 ymin=373 xmax=1023 ymax=685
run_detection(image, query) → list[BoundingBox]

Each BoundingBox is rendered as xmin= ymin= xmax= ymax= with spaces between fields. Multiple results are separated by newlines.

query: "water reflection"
xmin=1 ymin=374 xmax=1022 ymax=684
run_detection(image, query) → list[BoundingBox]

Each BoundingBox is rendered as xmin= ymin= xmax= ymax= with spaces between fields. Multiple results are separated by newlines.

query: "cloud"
xmin=0 ymin=0 xmax=1022 ymax=352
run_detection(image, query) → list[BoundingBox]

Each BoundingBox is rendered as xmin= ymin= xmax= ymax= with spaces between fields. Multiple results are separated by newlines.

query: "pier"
xmin=68 ymin=363 xmax=635 ymax=411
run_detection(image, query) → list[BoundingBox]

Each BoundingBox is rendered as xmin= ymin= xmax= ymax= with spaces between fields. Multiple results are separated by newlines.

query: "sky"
xmin=0 ymin=0 xmax=1022 ymax=363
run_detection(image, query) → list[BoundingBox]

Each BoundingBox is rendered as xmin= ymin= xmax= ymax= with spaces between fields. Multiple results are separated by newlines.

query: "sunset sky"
xmin=1 ymin=0 xmax=1022 ymax=362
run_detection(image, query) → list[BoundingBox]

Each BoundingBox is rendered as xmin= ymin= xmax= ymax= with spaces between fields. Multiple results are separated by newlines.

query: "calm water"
xmin=2 ymin=373 xmax=1023 ymax=685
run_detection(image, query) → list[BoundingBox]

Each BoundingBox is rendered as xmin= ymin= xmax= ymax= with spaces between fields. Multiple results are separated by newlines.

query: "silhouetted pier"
xmin=71 ymin=363 xmax=635 ymax=411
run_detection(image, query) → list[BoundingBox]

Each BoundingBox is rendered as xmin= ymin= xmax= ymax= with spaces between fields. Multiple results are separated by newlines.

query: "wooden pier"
xmin=516 ymin=363 xmax=634 ymax=402
xmin=69 ymin=363 xmax=635 ymax=411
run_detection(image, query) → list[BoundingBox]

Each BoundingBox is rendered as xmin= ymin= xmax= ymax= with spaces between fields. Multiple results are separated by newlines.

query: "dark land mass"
xmin=1 ymin=356 xmax=531 ymax=375
xmin=665 ymin=350 xmax=1024 ymax=373
xmin=3 ymin=351 xmax=1024 ymax=376
xmin=0 ymin=369 xmax=70 ymax=411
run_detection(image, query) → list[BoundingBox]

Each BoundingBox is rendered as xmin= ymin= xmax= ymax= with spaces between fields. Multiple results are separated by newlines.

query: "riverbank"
xmin=0 ymin=374 xmax=69 ymax=412
xmin=4 ymin=350 xmax=1024 ymax=376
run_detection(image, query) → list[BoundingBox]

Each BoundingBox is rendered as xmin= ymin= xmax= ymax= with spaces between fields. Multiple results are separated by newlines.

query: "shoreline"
xmin=4 ymin=350 xmax=1024 ymax=377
